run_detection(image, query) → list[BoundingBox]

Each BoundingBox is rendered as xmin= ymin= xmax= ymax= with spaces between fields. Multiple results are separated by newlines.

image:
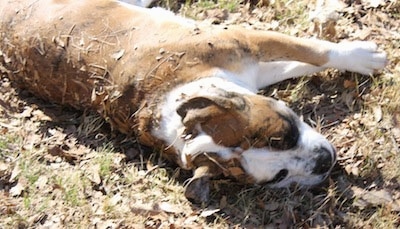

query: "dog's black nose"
xmin=312 ymin=146 xmax=336 ymax=175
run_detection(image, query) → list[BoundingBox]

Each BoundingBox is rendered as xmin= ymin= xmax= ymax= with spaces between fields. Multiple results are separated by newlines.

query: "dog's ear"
xmin=176 ymin=96 xmax=245 ymax=119
xmin=176 ymin=94 xmax=300 ymax=150
xmin=176 ymin=95 xmax=248 ymax=147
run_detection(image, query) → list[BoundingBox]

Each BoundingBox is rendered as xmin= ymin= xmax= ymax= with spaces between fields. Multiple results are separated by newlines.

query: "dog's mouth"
xmin=264 ymin=169 xmax=289 ymax=184
xmin=183 ymin=144 xmax=336 ymax=204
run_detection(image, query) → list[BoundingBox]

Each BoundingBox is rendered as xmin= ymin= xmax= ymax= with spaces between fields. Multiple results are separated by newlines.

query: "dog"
xmin=0 ymin=0 xmax=387 ymax=203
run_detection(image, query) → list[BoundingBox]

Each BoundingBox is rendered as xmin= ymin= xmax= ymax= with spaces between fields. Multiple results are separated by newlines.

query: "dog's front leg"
xmin=236 ymin=30 xmax=387 ymax=88
xmin=255 ymin=61 xmax=325 ymax=88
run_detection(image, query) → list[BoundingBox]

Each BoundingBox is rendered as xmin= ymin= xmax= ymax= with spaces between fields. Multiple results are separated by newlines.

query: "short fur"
xmin=0 ymin=0 xmax=387 ymax=202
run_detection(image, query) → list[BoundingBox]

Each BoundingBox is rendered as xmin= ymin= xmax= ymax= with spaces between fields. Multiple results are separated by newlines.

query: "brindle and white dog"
xmin=0 ymin=0 xmax=387 ymax=202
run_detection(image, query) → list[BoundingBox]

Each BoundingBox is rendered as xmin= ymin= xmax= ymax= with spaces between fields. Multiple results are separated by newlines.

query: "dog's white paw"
xmin=327 ymin=41 xmax=387 ymax=75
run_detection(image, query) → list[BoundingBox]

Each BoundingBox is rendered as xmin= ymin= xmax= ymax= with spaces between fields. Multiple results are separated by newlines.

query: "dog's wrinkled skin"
xmin=0 ymin=0 xmax=387 ymax=203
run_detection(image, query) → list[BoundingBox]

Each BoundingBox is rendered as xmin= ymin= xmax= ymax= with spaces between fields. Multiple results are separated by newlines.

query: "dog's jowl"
xmin=0 ymin=0 xmax=387 ymax=203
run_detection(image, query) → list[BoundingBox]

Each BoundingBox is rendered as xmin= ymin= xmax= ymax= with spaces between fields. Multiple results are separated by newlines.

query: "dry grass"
xmin=1 ymin=0 xmax=399 ymax=228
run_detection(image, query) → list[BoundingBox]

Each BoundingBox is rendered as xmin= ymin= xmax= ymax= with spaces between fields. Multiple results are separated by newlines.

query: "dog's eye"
xmin=253 ymin=121 xmax=299 ymax=150
xmin=271 ymin=114 xmax=299 ymax=150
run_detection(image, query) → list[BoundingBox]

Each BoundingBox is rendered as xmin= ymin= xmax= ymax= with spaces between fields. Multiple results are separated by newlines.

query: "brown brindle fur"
xmin=0 ymin=0 xmax=334 ymax=202
xmin=0 ymin=0 xmax=329 ymax=150
xmin=177 ymin=94 xmax=298 ymax=150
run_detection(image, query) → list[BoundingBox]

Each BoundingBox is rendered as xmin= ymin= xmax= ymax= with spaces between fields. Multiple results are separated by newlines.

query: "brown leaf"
xmin=362 ymin=189 xmax=393 ymax=205
xmin=146 ymin=160 xmax=158 ymax=172
xmin=88 ymin=164 xmax=102 ymax=185
xmin=183 ymin=214 xmax=198 ymax=225
xmin=130 ymin=204 xmax=169 ymax=221
xmin=31 ymin=109 xmax=52 ymax=121
xmin=391 ymin=199 xmax=400 ymax=212
xmin=228 ymin=167 xmax=245 ymax=176
xmin=110 ymin=193 xmax=122 ymax=206
xmin=343 ymin=80 xmax=356 ymax=89
xmin=219 ymin=195 xmax=227 ymax=209
xmin=10 ymin=182 xmax=25 ymax=197
xmin=156 ymin=202 xmax=182 ymax=214
xmin=23 ymin=134 xmax=42 ymax=150
xmin=35 ymin=175 xmax=48 ymax=189
xmin=0 ymin=192 xmax=17 ymax=215
xmin=48 ymin=146 xmax=64 ymax=157
xmin=264 ymin=201 xmax=280 ymax=211
xmin=344 ymin=164 xmax=352 ymax=175
xmin=0 ymin=161 xmax=9 ymax=177
xmin=48 ymin=145 xmax=81 ymax=164
xmin=373 ymin=106 xmax=382 ymax=123
xmin=351 ymin=166 xmax=359 ymax=176
xmin=356 ymin=28 xmax=372 ymax=40
xmin=93 ymin=219 xmax=119 ymax=229
xmin=362 ymin=0 xmax=386 ymax=8
xmin=342 ymin=91 xmax=356 ymax=111
xmin=9 ymin=163 xmax=21 ymax=182
xmin=17 ymin=106 xmax=33 ymax=118
xmin=352 ymin=187 xmax=395 ymax=208
xmin=392 ymin=128 xmax=400 ymax=143
xmin=199 ymin=208 xmax=220 ymax=218
xmin=47 ymin=128 xmax=67 ymax=144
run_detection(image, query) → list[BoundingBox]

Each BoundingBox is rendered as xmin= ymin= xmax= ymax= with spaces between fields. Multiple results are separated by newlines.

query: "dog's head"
xmin=172 ymin=89 xmax=336 ymax=202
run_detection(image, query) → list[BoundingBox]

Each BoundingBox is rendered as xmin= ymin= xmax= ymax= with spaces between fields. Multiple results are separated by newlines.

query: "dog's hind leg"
xmin=238 ymin=31 xmax=386 ymax=73
xmin=218 ymin=30 xmax=386 ymax=89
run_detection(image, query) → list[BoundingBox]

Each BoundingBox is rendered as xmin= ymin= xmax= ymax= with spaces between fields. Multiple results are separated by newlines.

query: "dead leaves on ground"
xmin=1 ymin=0 xmax=400 ymax=228
xmin=351 ymin=186 xmax=400 ymax=211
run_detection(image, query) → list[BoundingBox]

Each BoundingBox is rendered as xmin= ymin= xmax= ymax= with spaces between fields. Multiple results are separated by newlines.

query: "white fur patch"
xmin=240 ymin=122 xmax=333 ymax=185
xmin=256 ymin=61 xmax=325 ymax=87
xmin=118 ymin=0 xmax=155 ymax=8
xmin=181 ymin=132 xmax=238 ymax=167
xmin=326 ymin=41 xmax=387 ymax=75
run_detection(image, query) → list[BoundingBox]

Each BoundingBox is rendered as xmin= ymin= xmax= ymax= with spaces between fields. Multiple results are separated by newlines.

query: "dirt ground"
xmin=1 ymin=0 xmax=399 ymax=228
